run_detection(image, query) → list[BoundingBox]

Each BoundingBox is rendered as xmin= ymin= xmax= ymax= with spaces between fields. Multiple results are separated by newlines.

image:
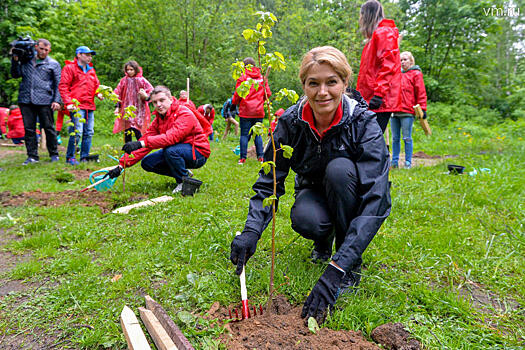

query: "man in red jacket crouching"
xmin=105 ymin=85 xmax=211 ymax=193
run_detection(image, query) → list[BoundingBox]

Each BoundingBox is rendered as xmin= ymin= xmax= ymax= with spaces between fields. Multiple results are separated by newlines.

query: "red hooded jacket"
xmin=59 ymin=58 xmax=100 ymax=110
xmin=232 ymin=67 xmax=271 ymax=118
xmin=356 ymin=19 xmax=401 ymax=113
xmin=398 ymin=66 xmax=427 ymax=114
xmin=197 ymin=105 xmax=215 ymax=126
xmin=0 ymin=107 xmax=8 ymax=135
xmin=119 ymin=98 xmax=211 ymax=168
xmin=7 ymin=108 xmax=25 ymax=139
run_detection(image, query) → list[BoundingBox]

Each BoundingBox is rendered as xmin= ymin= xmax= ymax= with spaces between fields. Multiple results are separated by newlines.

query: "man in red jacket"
xmin=59 ymin=46 xmax=103 ymax=165
xmin=105 ymin=86 xmax=210 ymax=193
xmin=232 ymin=57 xmax=271 ymax=164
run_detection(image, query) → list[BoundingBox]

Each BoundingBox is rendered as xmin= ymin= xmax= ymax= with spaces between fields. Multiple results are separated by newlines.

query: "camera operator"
xmin=10 ymin=38 xmax=61 ymax=165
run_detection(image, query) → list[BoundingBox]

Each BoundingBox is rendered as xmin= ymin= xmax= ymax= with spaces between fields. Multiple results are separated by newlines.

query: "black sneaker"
xmin=310 ymin=236 xmax=334 ymax=263
xmin=336 ymin=265 xmax=362 ymax=297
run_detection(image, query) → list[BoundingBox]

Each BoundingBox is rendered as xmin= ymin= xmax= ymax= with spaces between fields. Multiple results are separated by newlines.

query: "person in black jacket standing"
xmin=230 ymin=46 xmax=391 ymax=324
xmin=11 ymin=38 xmax=61 ymax=165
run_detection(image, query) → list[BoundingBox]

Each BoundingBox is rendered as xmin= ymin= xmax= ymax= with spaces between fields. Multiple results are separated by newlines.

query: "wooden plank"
xmin=120 ymin=305 xmax=152 ymax=350
xmin=144 ymin=295 xmax=195 ymax=350
xmin=139 ymin=307 xmax=178 ymax=350
xmin=112 ymin=195 xmax=173 ymax=214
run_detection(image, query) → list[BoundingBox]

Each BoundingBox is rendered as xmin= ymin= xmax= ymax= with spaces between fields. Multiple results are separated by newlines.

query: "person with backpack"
xmin=104 ymin=86 xmax=211 ymax=194
xmin=221 ymin=97 xmax=239 ymax=140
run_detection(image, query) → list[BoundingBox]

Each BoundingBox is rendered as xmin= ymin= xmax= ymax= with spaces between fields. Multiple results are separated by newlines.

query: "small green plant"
xmin=232 ymin=11 xmax=299 ymax=299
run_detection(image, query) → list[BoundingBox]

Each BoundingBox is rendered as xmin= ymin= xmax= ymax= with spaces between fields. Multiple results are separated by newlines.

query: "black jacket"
xmin=242 ymin=90 xmax=391 ymax=272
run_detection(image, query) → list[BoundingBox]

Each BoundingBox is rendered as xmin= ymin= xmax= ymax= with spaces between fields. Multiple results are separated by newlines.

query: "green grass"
xmin=0 ymin=116 xmax=524 ymax=349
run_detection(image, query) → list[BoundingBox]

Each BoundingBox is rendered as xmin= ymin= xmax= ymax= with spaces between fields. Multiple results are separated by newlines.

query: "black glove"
xmin=368 ymin=95 xmax=383 ymax=110
xmin=122 ymin=141 xmax=142 ymax=154
xmin=423 ymin=110 xmax=427 ymax=119
xmin=301 ymin=264 xmax=345 ymax=325
xmin=105 ymin=166 xmax=122 ymax=179
xmin=230 ymin=231 xmax=259 ymax=275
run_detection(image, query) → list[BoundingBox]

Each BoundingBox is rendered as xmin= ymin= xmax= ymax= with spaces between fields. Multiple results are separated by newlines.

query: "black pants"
xmin=290 ymin=158 xmax=359 ymax=255
xmin=124 ymin=127 xmax=142 ymax=143
xmin=375 ymin=112 xmax=391 ymax=134
xmin=19 ymin=103 xmax=58 ymax=160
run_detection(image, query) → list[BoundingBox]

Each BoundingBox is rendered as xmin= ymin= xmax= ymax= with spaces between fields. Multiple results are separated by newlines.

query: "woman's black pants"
xmin=290 ymin=157 xmax=359 ymax=257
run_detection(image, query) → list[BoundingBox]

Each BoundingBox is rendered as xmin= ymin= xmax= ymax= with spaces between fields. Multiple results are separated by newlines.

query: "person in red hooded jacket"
xmin=356 ymin=0 xmax=401 ymax=133
xmin=197 ymin=104 xmax=215 ymax=141
xmin=391 ymin=51 xmax=427 ymax=169
xmin=0 ymin=107 xmax=8 ymax=139
xmin=59 ymin=46 xmax=103 ymax=166
xmin=232 ymin=57 xmax=271 ymax=164
xmin=6 ymin=105 xmax=25 ymax=144
xmin=178 ymin=90 xmax=196 ymax=110
xmin=104 ymin=86 xmax=210 ymax=194
xmin=113 ymin=60 xmax=154 ymax=142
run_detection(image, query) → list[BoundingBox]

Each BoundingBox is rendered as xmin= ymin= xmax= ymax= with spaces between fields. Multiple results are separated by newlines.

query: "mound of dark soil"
xmin=370 ymin=322 xmax=421 ymax=350
xmin=219 ymin=295 xmax=381 ymax=349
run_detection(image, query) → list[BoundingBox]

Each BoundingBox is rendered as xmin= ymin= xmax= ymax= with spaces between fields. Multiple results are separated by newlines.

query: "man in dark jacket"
xmin=11 ymin=38 xmax=61 ymax=165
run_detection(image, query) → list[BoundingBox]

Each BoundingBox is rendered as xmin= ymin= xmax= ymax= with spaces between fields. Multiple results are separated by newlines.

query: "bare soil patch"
xmin=0 ymin=189 xmax=113 ymax=213
xmin=217 ymin=295 xmax=419 ymax=350
xmin=394 ymin=151 xmax=458 ymax=168
xmin=458 ymin=280 xmax=521 ymax=314
xmin=0 ymin=326 xmax=69 ymax=350
xmin=68 ymin=168 xmax=97 ymax=181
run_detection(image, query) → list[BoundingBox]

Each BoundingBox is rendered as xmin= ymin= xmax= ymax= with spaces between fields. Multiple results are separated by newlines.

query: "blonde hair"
xmin=299 ymin=46 xmax=352 ymax=85
xmin=359 ymin=0 xmax=385 ymax=39
xmin=400 ymin=51 xmax=415 ymax=67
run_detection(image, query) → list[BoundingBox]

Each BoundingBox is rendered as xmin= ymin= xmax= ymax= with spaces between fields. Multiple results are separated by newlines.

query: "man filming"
xmin=10 ymin=38 xmax=61 ymax=165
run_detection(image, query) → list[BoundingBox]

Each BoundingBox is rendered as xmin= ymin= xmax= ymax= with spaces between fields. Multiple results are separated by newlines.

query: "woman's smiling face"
xmin=303 ymin=63 xmax=347 ymax=121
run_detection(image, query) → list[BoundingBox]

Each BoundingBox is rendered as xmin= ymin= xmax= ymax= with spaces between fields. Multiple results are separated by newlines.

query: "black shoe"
xmin=336 ymin=265 xmax=361 ymax=297
xmin=310 ymin=248 xmax=331 ymax=263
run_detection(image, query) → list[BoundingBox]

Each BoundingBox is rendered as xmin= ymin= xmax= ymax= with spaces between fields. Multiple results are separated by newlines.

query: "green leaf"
xmin=281 ymin=145 xmax=293 ymax=159
xmin=308 ymin=317 xmax=320 ymax=334
xmin=177 ymin=311 xmax=194 ymax=326
xmin=261 ymin=161 xmax=275 ymax=174
xmin=263 ymin=195 xmax=277 ymax=208
xmin=78 ymin=118 xmax=86 ymax=123
xmin=66 ymin=122 xmax=74 ymax=127
xmin=250 ymin=122 xmax=265 ymax=137
xmin=242 ymin=29 xmax=254 ymax=41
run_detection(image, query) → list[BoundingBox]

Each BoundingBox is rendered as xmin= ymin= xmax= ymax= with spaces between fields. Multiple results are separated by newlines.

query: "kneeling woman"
xmin=230 ymin=46 xmax=391 ymax=324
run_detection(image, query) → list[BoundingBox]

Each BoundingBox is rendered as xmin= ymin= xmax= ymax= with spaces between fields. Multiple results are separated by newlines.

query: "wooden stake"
xmin=120 ymin=305 xmax=151 ymax=350
xmin=145 ymin=295 xmax=194 ymax=350
xmin=186 ymin=78 xmax=190 ymax=101
xmin=112 ymin=195 xmax=173 ymax=214
xmin=139 ymin=307 xmax=178 ymax=350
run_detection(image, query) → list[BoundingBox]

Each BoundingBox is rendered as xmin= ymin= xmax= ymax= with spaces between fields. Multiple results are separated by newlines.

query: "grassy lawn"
xmin=0 ymin=114 xmax=524 ymax=349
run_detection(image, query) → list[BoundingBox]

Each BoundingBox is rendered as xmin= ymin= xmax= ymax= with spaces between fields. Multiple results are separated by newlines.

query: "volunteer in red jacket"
xmin=356 ymin=0 xmax=401 ymax=133
xmin=59 ymin=46 xmax=103 ymax=166
xmin=197 ymin=104 xmax=215 ymax=141
xmin=0 ymin=107 xmax=8 ymax=139
xmin=104 ymin=86 xmax=211 ymax=194
xmin=391 ymin=51 xmax=427 ymax=169
xmin=6 ymin=105 xmax=25 ymax=144
xmin=232 ymin=57 xmax=271 ymax=164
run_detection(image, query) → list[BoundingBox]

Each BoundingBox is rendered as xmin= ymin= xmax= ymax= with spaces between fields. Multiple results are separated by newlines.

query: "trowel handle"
xmin=235 ymin=231 xmax=248 ymax=301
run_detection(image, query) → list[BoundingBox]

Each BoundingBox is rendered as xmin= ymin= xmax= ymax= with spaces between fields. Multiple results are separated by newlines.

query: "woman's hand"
xmin=301 ymin=264 xmax=345 ymax=324
xmin=139 ymin=88 xmax=148 ymax=101
xmin=230 ymin=231 xmax=259 ymax=275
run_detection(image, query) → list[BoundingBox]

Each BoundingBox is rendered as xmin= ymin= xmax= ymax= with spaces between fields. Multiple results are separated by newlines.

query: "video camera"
xmin=10 ymin=36 xmax=36 ymax=63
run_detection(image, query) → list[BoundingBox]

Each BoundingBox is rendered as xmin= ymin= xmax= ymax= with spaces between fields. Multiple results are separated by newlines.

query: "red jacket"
xmin=398 ymin=66 xmax=427 ymax=114
xmin=232 ymin=67 xmax=271 ymax=118
xmin=356 ymin=19 xmax=401 ymax=113
xmin=59 ymin=58 xmax=100 ymax=110
xmin=178 ymin=97 xmax=196 ymax=110
xmin=7 ymin=108 xmax=25 ymax=139
xmin=197 ymin=105 xmax=215 ymax=126
xmin=120 ymin=98 xmax=211 ymax=167
xmin=0 ymin=107 xmax=8 ymax=135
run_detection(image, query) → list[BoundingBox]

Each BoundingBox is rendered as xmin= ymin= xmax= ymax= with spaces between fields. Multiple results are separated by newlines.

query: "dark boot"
xmin=336 ymin=264 xmax=362 ymax=297
xmin=310 ymin=234 xmax=334 ymax=263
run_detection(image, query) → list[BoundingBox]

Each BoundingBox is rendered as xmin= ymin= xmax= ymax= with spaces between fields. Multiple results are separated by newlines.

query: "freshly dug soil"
xmin=370 ymin=322 xmax=421 ymax=350
xmin=219 ymin=295 xmax=381 ymax=350
xmin=0 ymin=189 xmax=113 ymax=213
